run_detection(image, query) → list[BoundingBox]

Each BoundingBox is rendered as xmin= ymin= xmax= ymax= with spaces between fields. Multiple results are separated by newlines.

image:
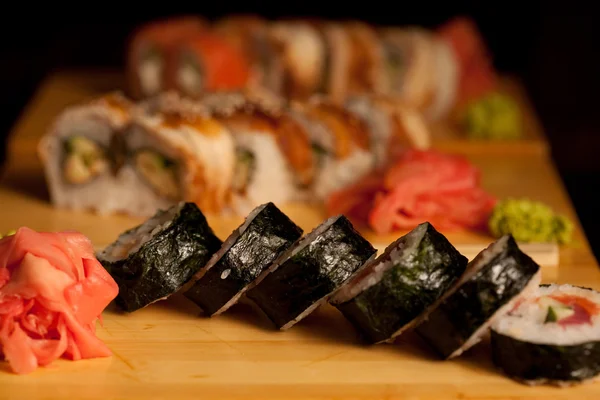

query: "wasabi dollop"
xmin=489 ymin=198 xmax=573 ymax=244
xmin=463 ymin=92 xmax=522 ymax=140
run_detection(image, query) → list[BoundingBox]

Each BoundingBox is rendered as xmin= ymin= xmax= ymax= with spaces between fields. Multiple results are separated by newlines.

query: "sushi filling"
xmin=62 ymin=135 xmax=110 ymax=185
xmin=231 ymin=147 xmax=256 ymax=194
xmin=99 ymin=202 xmax=183 ymax=263
xmin=134 ymin=149 xmax=181 ymax=200
xmin=177 ymin=52 xmax=204 ymax=97
xmin=493 ymin=285 xmax=600 ymax=345
xmin=138 ymin=45 xmax=163 ymax=96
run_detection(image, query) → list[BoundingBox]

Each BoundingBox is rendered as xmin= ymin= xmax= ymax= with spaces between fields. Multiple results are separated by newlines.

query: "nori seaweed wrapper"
xmin=331 ymin=222 xmax=468 ymax=344
xmin=491 ymin=330 xmax=600 ymax=384
xmin=99 ymin=202 xmax=222 ymax=312
xmin=416 ymin=235 xmax=541 ymax=359
xmin=246 ymin=215 xmax=377 ymax=329
xmin=184 ymin=202 xmax=303 ymax=315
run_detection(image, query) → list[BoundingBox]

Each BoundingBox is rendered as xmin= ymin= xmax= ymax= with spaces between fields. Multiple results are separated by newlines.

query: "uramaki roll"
xmin=121 ymin=100 xmax=236 ymax=216
xmin=343 ymin=21 xmax=386 ymax=95
xmin=268 ymin=20 xmax=327 ymax=100
xmin=345 ymin=94 xmax=431 ymax=166
xmin=126 ymin=16 xmax=208 ymax=100
xmin=200 ymin=90 xmax=316 ymax=214
xmin=378 ymin=27 xmax=438 ymax=111
xmin=290 ymin=97 xmax=375 ymax=200
xmin=214 ymin=15 xmax=285 ymax=94
xmin=38 ymin=92 xmax=134 ymax=214
xmin=172 ymin=32 xmax=252 ymax=99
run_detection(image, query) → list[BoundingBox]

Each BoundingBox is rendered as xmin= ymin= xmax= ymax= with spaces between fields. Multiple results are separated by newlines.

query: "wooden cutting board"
xmin=0 ymin=70 xmax=598 ymax=400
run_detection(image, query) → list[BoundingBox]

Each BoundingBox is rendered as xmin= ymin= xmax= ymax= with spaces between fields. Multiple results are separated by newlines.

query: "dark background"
xmin=1 ymin=2 xmax=598 ymax=257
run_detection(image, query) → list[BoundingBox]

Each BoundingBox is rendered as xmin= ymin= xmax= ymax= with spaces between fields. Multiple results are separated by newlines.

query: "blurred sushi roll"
xmin=98 ymin=202 xmax=222 ymax=312
xmin=313 ymin=21 xmax=353 ymax=102
xmin=199 ymin=90 xmax=316 ymax=214
xmin=38 ymin=92 xmax=134 ymax=214
xmin=127 ymin=16 xmax=208 ymax=100
xmin=344 ymin=94 xmax=431 ymax=166
xmin=126 ymin=96 xmax=236 ymax=215
xmin=424 ymin=37 xmax=460 ymax=121
xmin=416 ymin=234 xmax=542 ymax=359
xmin=246 ymin=215 xmax=377 ymax=330
xmin=343 ymin=21 xmax=386 ymax=95
xmin=268 ymin=20 xmax=328 ymax=100
xmin=214 ymin=15 xmax=285 ymax=94
xmin=184 ymin=202 xmax=303 ymax=316
xmin=330 ymin=222 xmax=468 ymax=344
xmin=171 ymin=31 xmax=252 ymax=99
xmin=378 ymin=27 xmax=438 ymax=112
xmin=290 ymin=97 xmax=374 ymax=200
xmin=491 ymin=284 xmax=600 ymax=386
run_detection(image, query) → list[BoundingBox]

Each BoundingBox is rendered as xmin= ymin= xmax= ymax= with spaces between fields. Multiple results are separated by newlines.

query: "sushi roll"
xmin=330 ymin=222 xmax=468 ymax=344
xmin=98 ymin=201 xmax=222 ymax=313
xmin=184 ymin=202 xmax=303 ymax=316
xmin=290 ymin=97 xmax=375 ymax=200
xmin=199 ymin=90 xmax=316 ymax=214
xmin=344 ymin=94 xmax=431 ymax=166
xmin=416 ymin=234 xmax=542 ymax=359
xmin=423 ymin=37 xmax=460 ymax=121
xmin=378 ymin=27 xmax=437 ymax=110
xmin=127 ymin=16 xmax=208 ymax=100
xmin=313 ymin=21 xmax=352 ymax=102
xmin=38 ymin=92 xmax=134 ymax=214
xmin=268 ymin=20 xmax=327 ymax=99
xmin=491 ymin=284 xmax=600 ymax=386
xmin=343 ymin=21 xmax=386 ymax=95
xmin=126 ymin=95 xmax=236 ymax=215
xmin=246 ymin=215 xmax=377 ymax=330
xmin=214 ymin=15 xmax=285 ymax=94
xmin=171 ymin=31 xmax=252 ymax=99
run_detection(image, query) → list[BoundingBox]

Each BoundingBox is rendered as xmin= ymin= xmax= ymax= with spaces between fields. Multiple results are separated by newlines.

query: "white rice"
xmin=138 ymin=53 xmax=163 ymax=97
xmin=312 ymin=149 xmax=374 ymax=200
xmin=98 ymin=202 xmax=184 ymax=263
xmin=345 ymin=96 xmax=392 ymax=167
xmin=230 ymin=131 xmax=297 ymax=215
xmin=492 ymin=284 xmax=600 ymax=346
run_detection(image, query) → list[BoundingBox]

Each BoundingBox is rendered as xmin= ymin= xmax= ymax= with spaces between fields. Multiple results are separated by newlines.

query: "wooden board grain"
xmin=0 ymin=71 xmax=598 ymax=400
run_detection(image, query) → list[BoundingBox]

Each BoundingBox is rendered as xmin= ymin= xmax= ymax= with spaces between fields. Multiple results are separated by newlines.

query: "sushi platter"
xmin=0 ymin=66 xmax=599 ymax=399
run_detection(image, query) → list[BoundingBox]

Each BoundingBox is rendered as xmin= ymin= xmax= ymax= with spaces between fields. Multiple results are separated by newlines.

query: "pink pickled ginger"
xmin=0 ymin=227 xmax=118 ymax=374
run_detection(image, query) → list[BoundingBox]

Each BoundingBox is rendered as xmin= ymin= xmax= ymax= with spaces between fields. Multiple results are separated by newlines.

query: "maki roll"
xmin=416 ymin=234 xmax=542 ymax=359
xmin=246 ymin=215 xmax=377 ymax=330
xmin=423 ymin=37 xmax=459 ymax=121
xmin=184 ymin=202 xmax=303 ymax=316
xmin=172 ymin=31 xmax=252 ymax=98
xmin=200 ymin=91 xmax=316 ymax=214
xmin=330 ymin=222 xmax=468 ymax=344
xmin=98 ymin=202 xmax=222 ymax=313
xmin=290 ymin=98 xmax=374 ymax=200
xmin=125 ymin=96 xmax=236 ymax=215
xmin=491 ymin=284 xmax=600 ymax=386
xmin=38 ymin=93 xmax=134 ymax=214
xmin=126 ymin=16 xmax=208 ymax=99
xmin=343 ymin=21 xmax=386 ymax=95
xmin=214 ymin=15 xmax=285 ymax=94
xmin=344 ymin=94 xmax=431 ymax=166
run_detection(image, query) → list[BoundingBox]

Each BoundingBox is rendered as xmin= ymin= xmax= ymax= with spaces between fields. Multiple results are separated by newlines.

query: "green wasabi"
xmin=489 ymin=198 xmax=574 ymax=244
xmin=463 ymin=92 xmax=522 ymax=140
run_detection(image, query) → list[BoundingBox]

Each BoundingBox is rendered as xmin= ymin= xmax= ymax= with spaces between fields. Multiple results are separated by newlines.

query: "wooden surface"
xmin=0 ymin=70 xmax=598 ymax=399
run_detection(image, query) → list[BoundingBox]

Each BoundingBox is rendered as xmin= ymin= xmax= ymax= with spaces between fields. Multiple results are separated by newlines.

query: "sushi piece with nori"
xmin=97 ymin=201 xmax=222 ymax=312
xmin=330 ymin=222 xmax=468 ymax=344
xmin=415 ymin=234 xmax=541 ymax=359
xmin=491 ymin=284 xmax=600 ymax=386
xmin=184 ymin=202 xmax=303 ymax=316
xmin=246 ymin=215 xmax=377 ymax=330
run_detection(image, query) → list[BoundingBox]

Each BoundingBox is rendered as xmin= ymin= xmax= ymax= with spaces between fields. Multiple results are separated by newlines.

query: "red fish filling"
xmin=539 ymin=294 xmax=600 ymax=326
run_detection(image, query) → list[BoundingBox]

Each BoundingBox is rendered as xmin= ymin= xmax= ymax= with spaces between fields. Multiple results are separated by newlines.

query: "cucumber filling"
xmin=539 ymin=296 xmax=576 ymax=323
xmin=62 ymin=136 xmax=109 ymax=184
xmin=232 ymin=148 xmax=255 ymax=194
xmin=134 ymin=149 xmax=180 ymax=200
